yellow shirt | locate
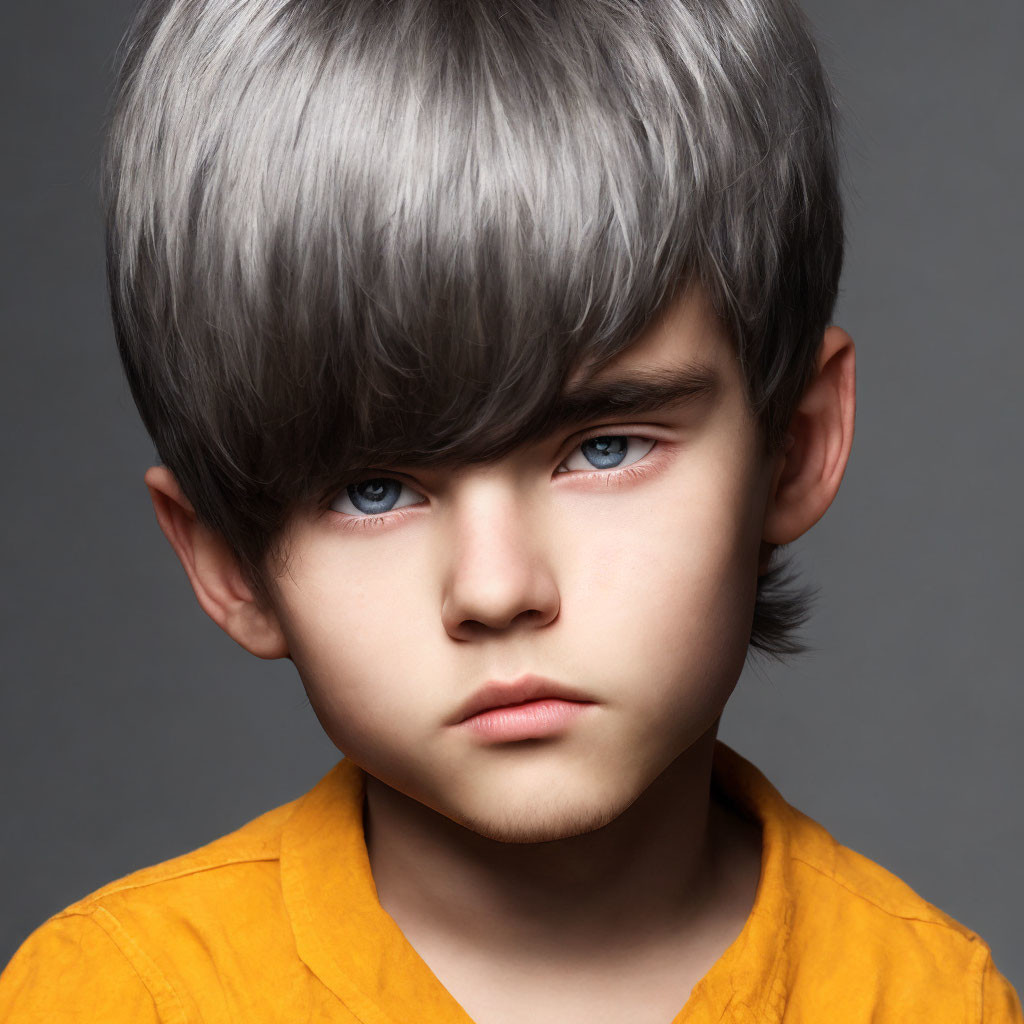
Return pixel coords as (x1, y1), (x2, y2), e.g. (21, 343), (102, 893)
(2, 740), (1020, 1023)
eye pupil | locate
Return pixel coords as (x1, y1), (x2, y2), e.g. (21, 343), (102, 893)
(359, 480), (387, 501)
(582, 435), (628, 468)
(346, 477), (403, 513)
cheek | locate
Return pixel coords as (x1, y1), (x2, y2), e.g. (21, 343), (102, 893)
(272, 541), (436, 750)
(559, 443), (761, 692)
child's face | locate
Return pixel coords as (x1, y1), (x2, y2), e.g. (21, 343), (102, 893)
(269, 286), (781, 842)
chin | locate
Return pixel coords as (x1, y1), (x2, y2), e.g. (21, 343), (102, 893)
(450, 787), (629, 845)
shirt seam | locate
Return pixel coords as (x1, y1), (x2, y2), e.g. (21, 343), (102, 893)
(287, 844), (409, 1024)
(968, 939), (993, 1023)
(69, 853), (281, 907)
(60, 907), (189, 1024)
(724, 901), (793, 1023)
(791, 854), (982, 937)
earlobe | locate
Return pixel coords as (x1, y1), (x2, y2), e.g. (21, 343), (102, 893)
(762, 326), (856, 548)
(143, 466), (290, 660)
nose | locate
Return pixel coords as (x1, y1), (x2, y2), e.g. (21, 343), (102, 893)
(440, 479), (560, 640)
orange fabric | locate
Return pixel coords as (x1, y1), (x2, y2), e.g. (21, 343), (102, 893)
(2, 741), (1020, 1022)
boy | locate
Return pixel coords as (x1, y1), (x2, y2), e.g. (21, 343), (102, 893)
(2, 0), (1020, 1019)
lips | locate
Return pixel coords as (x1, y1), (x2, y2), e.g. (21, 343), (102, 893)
(450, 673), (596, 725)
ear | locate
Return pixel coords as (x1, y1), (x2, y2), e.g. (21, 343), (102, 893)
(143, 465), (290, 659)
(760, 326), (856, 565)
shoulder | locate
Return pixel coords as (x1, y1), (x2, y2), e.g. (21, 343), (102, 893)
(0, 796), (303, 1023)
(788, 798), (973, 933)
(65, 795), (299, 914)
(713, 741), (1021, 1019)
(52, 795), (302, 952)
(781, 802), (1021, 1021)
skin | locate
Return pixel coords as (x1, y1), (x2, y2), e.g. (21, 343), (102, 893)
(145, 285), (855, 1022)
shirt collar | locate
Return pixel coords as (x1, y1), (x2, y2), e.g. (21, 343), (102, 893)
(281, 740), (799, 1023)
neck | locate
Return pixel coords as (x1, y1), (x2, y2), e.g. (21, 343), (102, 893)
(363, 724), (730, 962)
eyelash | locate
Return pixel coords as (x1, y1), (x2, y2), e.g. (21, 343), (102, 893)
(330, 430), (667, 533)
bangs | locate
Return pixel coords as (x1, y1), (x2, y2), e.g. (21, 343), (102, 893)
(107, 0), (831, 513)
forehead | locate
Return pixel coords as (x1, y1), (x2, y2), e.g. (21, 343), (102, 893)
(567, 283), (736, 390)
(303, 281), (742, 496)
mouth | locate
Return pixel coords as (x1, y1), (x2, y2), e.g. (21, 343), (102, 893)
(457, 697), (595, 742)
(450, 673), (597, 726)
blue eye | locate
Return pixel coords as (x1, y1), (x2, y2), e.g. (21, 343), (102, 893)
(330, 435), (658, 520)
(331, 478), (423, 516)
(562, 435), (656, 473)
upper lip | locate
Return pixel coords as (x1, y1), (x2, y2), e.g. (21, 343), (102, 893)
(450, 674), (596, 725)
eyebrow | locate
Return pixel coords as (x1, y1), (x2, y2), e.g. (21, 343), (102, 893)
(323, 361), (722, 491)
(543, 361), (720, 434)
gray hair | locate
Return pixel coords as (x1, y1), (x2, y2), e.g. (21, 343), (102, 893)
(103, 0), (843, 661)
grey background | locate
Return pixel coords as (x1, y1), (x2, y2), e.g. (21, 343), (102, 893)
(2, 0), (1022, 993)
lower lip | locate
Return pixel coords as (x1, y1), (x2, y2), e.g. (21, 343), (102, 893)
(459, 699), (594, 741)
